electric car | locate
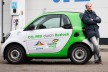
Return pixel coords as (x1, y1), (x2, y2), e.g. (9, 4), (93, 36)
(1, 12), (93, 64)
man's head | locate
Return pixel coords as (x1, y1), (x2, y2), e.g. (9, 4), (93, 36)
(85, 3), (92, 11)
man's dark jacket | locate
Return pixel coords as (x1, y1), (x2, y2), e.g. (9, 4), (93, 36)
(82, 10), (101, 39)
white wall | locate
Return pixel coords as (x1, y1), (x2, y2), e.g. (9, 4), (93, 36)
(25, 0), (108, 38)
(12, 0), (25, 29)
(0, 0), (25, 42)
(90, 0), (108, 38)
(0, 0), (11, 42)
(0, 0), (2, 42)
(3, 0), (11, 36)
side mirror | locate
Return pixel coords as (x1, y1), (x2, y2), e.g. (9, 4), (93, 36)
(28, 24), (35, 30)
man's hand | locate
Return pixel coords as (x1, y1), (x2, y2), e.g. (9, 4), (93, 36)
(91, 18), (93, 21)
(96, 17), (100, 20)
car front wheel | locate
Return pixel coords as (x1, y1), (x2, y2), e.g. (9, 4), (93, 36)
(5, 44), (26, 64)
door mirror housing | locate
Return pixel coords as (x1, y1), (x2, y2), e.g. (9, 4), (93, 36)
(28, 24), (35, 30)
(24, 24), (35, 31)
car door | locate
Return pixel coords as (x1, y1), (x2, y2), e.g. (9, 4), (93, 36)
(25, 14), (72, 54)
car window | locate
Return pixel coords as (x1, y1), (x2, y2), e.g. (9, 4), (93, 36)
(61, 15), (70, 26)
(33, 17), (46, 26)
(32, 16), (46, 29)
(43, 16), (60, 28)
(36, 15), (61, 29)
(25, 14), (72, 30)
(61, 15), (72, 29)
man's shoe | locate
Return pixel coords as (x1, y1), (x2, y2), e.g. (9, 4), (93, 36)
(94, 56), (102, 64)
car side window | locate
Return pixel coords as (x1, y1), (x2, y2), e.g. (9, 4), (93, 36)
(61, 15), (70, 26)
(27, 15), (61, 30)
(32, 16), (46, 29)
(61, 15), (72, 29)
(25, 14), (71, 30)
(33, 17), (46, 27)
(36, 15), (61, 29)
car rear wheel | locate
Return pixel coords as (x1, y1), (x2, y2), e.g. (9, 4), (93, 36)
(69, 44), (92, 64)
(5, 44), (26, 64)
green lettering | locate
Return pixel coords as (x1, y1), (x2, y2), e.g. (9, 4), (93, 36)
(34, 35), (42, 38)
(55, 33), (69, 37)
(67, 33), (69, 36)
(28, 36), (31, 39)
(28, 35), (34, 39)
(55, 34), (58, 37)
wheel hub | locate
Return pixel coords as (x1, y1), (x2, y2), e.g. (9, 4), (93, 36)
(72, 47), (87, 62)
(11, 50), (20, 60)
(75, 49), (85, 60)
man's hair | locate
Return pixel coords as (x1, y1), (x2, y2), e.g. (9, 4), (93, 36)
(85, 3), (92, 8)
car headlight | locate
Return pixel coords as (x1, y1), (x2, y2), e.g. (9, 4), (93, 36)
(5, 33), (11, 40)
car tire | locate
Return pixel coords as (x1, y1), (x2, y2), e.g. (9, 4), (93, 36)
(5, 44), (26, 64)
(69, 44), (91, 64)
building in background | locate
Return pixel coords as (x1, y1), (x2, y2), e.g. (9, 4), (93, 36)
(0, 0), (108, 44)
